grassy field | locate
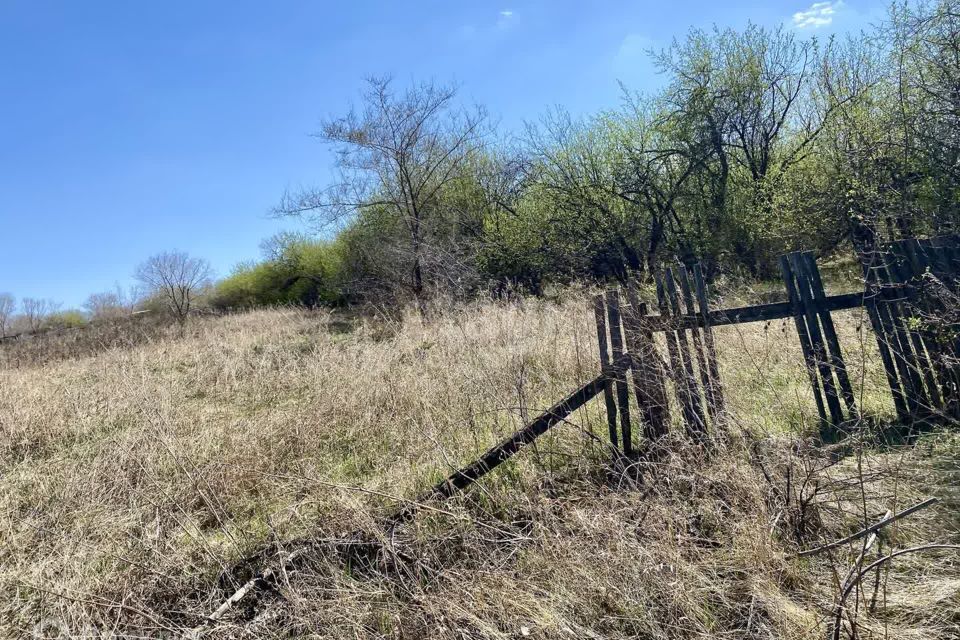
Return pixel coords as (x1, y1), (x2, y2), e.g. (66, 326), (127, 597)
(0, 292), (958, 638)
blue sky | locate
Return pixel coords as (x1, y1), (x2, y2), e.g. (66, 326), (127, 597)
(0, 0), (887, 308)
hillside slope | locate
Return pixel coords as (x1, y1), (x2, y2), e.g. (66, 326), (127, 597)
(1, 300), (957, 638)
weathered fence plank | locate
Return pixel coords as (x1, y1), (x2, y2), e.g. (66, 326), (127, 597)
(789, 252), (845, 427)
(800, 252), (858, 419)
(781, 255), (831, 431)
(622, 287), (671, 441)
(692, 263), (725, 421)
(605, 289), (634, 456)
(593, 295), (619, 449)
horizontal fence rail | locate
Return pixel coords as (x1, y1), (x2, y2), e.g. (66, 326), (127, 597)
(593, 235), (960, 453)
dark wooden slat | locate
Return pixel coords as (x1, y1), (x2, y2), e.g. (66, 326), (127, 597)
(407, 369), (612, 513)
(887, 242), (943, 411)
(656, 273), (697, 433)
(605, 289), (633, 456)
(664, 267), (708, 439)
(873, 252), (931, 414)
(678, 266), (717, 424)
(790, 252), (844, 427)
(637, 291), (868, 333)
(693, 263), (725, 418)
(861, 260), (910, 420)
(593, 295), (619, 449)
(800, 252), (858, 418)
(623, 286), (670, 441)
(781, 255), (829, 429)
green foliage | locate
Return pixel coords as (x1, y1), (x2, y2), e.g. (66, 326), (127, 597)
(212, 235), (345, 309)
(224, 1), (960, 308)
(43, 310), (88, 330)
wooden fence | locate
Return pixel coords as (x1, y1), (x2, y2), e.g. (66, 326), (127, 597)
(593, 236), (960, 452)
(414, 235), (959, 506)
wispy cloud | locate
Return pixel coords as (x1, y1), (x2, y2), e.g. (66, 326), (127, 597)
(792, 1), (842, 28)
(500, 10), (513, 18)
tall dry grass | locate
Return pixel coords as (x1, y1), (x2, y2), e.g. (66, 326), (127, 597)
(0, 293), (957, 638)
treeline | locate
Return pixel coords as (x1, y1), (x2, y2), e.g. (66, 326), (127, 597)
(209, 4), (957, 311)
(209, 1), (960, 313)
(6, 2), (959, 328)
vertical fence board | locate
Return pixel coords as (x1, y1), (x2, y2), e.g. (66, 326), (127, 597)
(861, 251), (910, 420)
(888, 242), (943, 411)
(677, 266), (718, 424)
(623, 286), (671, 441)
(692, 264), (725, 420)
(789, 252), (844, 426)
(664, 268), (708, 439)
(874, 254), (930, 415)
(800, 252), (858, 418)
(593, 295), (619, 450)
(656, 274), (698, 435)
(605, 289), (634, 456)
(781, 255), (830, 430)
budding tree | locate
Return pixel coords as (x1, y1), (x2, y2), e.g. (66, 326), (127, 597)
(276, 76), (487, 312)
(134, 251), (212, 326)
(21, 298), (61, 332)
(0, 293), (14, 337)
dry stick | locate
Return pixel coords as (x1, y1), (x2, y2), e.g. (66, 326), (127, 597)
(197, 368), (615, 628)
(838, 509), (890, 625)
(794, 497), (938, 558)
(831, 544), (960, 640)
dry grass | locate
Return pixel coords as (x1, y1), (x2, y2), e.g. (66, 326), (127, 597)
(0, 292), (957, 638)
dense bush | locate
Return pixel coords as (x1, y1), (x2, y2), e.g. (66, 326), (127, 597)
(43, 310), (87, 330)
(212, 234), (345, 309)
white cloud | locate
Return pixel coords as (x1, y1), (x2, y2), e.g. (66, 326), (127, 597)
(500, 10), (513, 18)
(792, 1), (842, 28)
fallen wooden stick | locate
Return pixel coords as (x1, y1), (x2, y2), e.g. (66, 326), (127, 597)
(831, 543), (960, 640)
(794, 497), (938, 558)
(391, 368), (611, 523)
(193, 362), (618, 630)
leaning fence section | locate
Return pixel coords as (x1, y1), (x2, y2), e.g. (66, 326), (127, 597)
(592, 236), (960, 455)
(863, 237), (960, 422)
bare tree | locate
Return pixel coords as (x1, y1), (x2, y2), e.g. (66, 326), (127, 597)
(134, 251), (212, 327)
(83, 288), (130, 321)
(0, 293), (14, 337)
(276, 76), (487, 312)
(21, 298), (61, 332)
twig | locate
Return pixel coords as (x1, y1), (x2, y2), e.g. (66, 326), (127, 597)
(793, 497), (938, 558)
(831, 544), (960, 640)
